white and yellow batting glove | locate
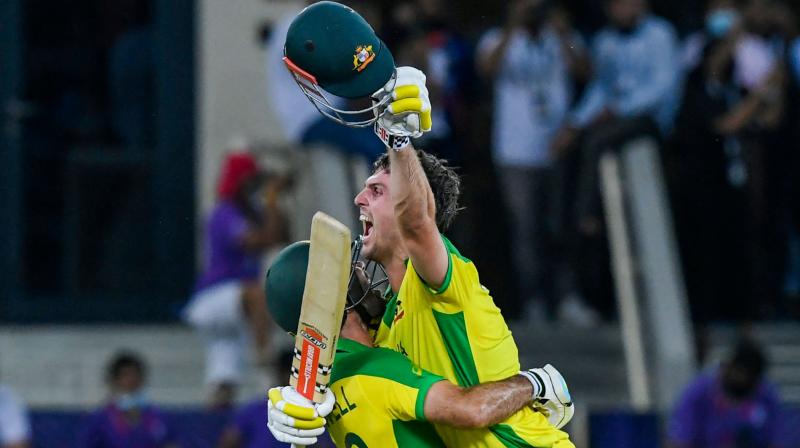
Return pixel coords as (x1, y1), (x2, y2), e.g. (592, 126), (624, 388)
(520, 364), (575, 429)
(372, 66), (432, 149)
(267, 386), (335, 446)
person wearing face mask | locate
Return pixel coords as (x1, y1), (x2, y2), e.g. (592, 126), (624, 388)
(681, 0), (742, 72)
(667, 338), (786, 448)
(670, 0), (799, 323)
(78, 352), (178, 448)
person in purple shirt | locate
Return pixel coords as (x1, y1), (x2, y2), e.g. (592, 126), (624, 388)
(668, 338), (785, 448)
(183, 145), (291, 408)
(79, 351), (177, 448)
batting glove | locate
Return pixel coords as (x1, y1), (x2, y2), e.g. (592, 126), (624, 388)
(372, 66), (432, 149)
(267, 386), (335, 445)
(519, 364), (575, 429)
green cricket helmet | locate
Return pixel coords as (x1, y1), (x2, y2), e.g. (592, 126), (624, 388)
(283, 1), (396, 128)
(265, 237), (389, 335)
(265, 241), (310, 334)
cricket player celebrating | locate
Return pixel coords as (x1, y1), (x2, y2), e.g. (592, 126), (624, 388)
(265, 241), (568, 447)
(269, 2), (574, 446)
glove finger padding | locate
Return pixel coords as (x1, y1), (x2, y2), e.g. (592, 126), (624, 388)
(268, 387), (319, 420)
(279, 413), (325, 430)
(387, 98), (432, 132)
(391, 84), (429, 101)
(268, 405), (326, 436)
(267, 421), (318, 446)
(387, 97), (426, 115)
(392, 66), (427, 89)
(378, 99), (431, 138)
(372, 67), (426, 104)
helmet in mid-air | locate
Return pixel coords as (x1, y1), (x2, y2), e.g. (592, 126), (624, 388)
(283, 1), (396, 128)
(265, 238), (388, 335)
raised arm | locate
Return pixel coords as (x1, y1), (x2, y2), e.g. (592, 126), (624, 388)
(362, 65), (450, 290)
(388, 145), (449, 289)
(476, 30), (513, 79)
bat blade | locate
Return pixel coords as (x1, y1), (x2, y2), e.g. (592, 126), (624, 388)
(290, 212), (351, 403)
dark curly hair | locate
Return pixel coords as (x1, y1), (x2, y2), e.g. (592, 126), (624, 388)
(373, 150), (462, 231)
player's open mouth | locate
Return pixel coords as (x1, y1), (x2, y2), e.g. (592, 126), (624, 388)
(359, 215), (373, 238)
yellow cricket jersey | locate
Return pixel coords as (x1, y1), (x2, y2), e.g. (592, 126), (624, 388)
(326, 338), (448, 447)
(374, 236), (574, 448)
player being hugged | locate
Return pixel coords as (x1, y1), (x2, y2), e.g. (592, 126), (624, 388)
(265, 239), (568, 447)
(269, 2), (575, 447)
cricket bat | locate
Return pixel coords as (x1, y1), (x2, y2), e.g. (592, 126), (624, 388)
(290, 212), (351, 403)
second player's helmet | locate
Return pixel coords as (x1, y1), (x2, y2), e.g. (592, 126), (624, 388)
(283, 1), (396, 127)
(265, 238), (388, 335)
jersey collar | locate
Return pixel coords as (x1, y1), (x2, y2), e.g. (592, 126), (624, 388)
(337, 338), (371, 354)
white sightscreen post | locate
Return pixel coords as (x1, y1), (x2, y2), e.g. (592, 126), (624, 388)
(622, 139), (695, 411)
(600, 152), (652, 410)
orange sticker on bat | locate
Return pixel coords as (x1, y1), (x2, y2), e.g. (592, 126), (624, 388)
(297, 338), (320, 401)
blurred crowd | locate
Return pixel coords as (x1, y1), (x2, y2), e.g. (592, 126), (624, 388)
(265, 0), (800, 327)
(1, 341), (791, 447)
(18, 0), (799, 324)
(0, 349), (335, 448)
(2, 0), (800, 446)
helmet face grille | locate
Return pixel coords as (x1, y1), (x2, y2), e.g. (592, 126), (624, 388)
(347, 236), (389, 311)
(285, 59), (395, 128)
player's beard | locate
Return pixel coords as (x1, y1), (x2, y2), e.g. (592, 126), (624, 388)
(361, 224), (399, 268)
(360, 231), (379, 262)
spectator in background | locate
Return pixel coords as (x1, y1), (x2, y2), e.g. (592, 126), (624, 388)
(388, 0), (475, 165)
(79, 352), (177, 448)
(477, 0), (596, 324)
(0, 383), (30, 448)
(547, 0), (678, 319)
(792, 37), (800, 83)
(183, 144), (291, 408)
(217, 349), (334, 448)
(681, 0), (742, 73)
(669, 0), (749, 322)
(552, 0), (679, 223)
(265, 0), (385, 162)
(669, 0), (796, 321)
(667, 338), (785, 448)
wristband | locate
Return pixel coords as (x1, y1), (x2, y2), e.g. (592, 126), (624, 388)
(519, 370), (544, 400)
(374, 122), (411, 151)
